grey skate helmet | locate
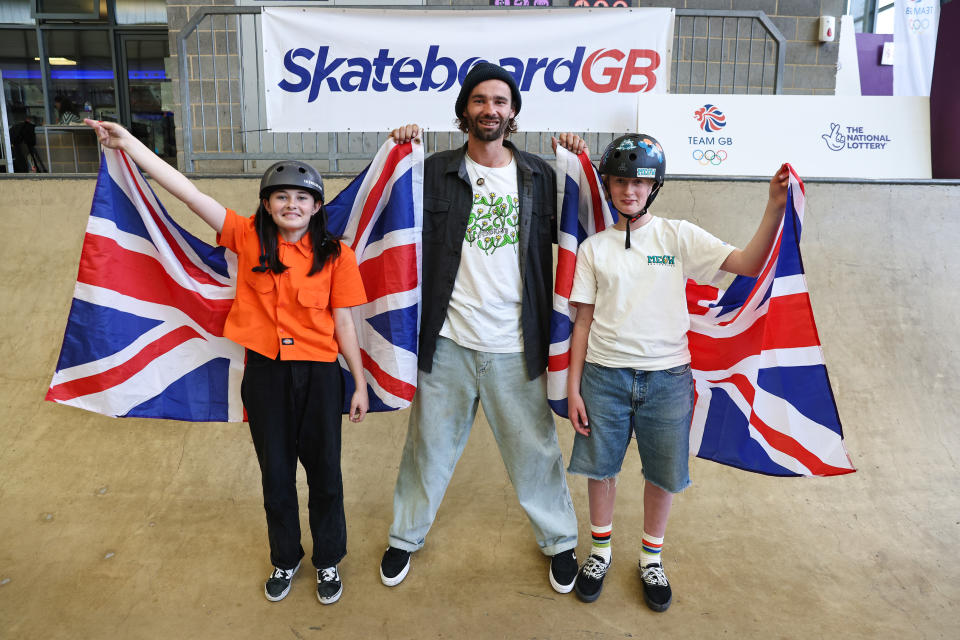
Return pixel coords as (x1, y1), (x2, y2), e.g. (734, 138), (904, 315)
(259, 160), (324, 202)
(598, 133), (666, 249)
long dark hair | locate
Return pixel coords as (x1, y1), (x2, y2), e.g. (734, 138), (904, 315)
(251, 197), (341, 276)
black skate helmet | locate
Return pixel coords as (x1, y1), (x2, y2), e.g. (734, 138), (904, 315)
(259, 160), (324, 202)
(599, 134), (666, 249)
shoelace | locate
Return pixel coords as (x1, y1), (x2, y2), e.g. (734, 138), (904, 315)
(581, 556), (609, 580)
(318, 567), (338, 583)
(271, 567), (293, 580)
(640, 564), (668, 587)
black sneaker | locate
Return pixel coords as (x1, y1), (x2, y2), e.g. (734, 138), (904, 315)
(379, 546), (411, 587)
(574, 554), (610, 603)
(264, 559), (301, 602)
(316, 566), (343, 605)
(549, 548), (577, 593)
(639, 562), (672, 612)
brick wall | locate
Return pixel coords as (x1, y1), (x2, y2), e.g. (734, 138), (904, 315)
(166, 0), (244, 173)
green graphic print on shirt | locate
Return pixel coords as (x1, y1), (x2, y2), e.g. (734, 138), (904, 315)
(464, 192), (520, 255)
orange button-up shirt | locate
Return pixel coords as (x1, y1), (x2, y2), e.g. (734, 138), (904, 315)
(217, 209), (367, 362)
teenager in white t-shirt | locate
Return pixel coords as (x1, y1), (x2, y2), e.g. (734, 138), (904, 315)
(563, 133), (790, 611)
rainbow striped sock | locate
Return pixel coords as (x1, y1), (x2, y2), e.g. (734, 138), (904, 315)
(590, 523), (612, 562)
(640, 531), (664, 567)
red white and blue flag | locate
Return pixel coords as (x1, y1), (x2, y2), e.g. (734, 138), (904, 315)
(549, 153), (854, 477)
(326, 138), (423, 412)
(686, 166), (854, 476)
(548, 145), (616, 416)
(46, 148), (244, 421)
(47, 139), (423, 420)
(50, 141), (853, 477)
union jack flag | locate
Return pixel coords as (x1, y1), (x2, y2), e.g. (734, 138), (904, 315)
(547, 145), (616, 416)
(549, 152), (854, 477)
(326, 138), (423, 411)
(687, 166), (854, 476)
(47, 139), (423, 420)
(46, 148), (244, 421)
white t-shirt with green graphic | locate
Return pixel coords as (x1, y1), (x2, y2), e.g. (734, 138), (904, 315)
(570, 217), (735, 370)
(439, 154), (523, 353)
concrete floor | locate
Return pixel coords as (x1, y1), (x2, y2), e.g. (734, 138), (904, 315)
(1, 176), (958, 639)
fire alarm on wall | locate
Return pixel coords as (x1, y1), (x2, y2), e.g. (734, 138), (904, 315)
(819, 16), (836, 42)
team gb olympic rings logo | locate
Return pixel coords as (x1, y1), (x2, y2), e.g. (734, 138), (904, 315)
(692, 149), (727, 166)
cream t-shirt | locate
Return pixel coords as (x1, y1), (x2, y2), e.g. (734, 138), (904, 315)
(570, 217), (735, 370)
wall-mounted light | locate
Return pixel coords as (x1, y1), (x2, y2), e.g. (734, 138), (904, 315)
(35, 57), (77, 66)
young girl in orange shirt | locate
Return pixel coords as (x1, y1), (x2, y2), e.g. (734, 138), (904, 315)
(87, 119), (369, 606)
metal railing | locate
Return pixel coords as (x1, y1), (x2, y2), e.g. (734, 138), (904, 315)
(176, 7), (785, 174)
(673, 9), (785, 95)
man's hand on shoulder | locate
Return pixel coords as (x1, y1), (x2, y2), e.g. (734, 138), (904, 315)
(390, 124), (421, 145)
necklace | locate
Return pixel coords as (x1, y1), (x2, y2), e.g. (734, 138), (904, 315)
(467, 151), (510, 187)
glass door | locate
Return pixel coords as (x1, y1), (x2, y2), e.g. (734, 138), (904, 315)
(117, 31), (174, 165)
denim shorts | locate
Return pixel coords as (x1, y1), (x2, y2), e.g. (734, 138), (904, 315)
(567, 361), (695, 493)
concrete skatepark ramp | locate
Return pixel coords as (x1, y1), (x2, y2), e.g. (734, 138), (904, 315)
(1, 174), (957, 638)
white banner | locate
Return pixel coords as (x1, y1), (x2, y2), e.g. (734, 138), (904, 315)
(834, 14), (861, 97)
(262, 8), (673, 133)
(894, 0), (940, 96)
(635, 95), (931, 179)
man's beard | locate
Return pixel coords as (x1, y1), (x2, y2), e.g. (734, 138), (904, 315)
(465, 112), (511, 142)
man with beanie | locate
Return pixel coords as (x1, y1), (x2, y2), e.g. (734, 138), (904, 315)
(379, 63), (580, 593)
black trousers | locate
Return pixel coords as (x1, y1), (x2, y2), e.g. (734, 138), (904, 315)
(242, 350), (346, 570)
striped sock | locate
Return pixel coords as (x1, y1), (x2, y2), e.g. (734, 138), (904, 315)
(590, 523), (612, 563)
(640, 531), (664, 567)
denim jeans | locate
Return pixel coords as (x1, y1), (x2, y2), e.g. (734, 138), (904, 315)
(388, 337), (578, 555)
(568, 361), (694, 494)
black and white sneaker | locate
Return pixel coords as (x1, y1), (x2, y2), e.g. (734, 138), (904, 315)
(379, 546), (411, 587)
(639, 562), (672, 612)
(264, 559), (301, 601)
(316, 566), (343, 605)
(574, 554), (610, 603)
(549, 548), (577, 594)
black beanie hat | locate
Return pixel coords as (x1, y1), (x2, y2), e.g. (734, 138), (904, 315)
(454, 62), (522, 120)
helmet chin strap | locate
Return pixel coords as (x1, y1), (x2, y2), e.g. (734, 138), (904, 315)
(623, 210), (645, 249)
(622, 184), (661, 250)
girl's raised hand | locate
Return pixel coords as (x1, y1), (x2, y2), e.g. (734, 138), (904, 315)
(85, 119), (134, 151)
(769, 163), (790, 210)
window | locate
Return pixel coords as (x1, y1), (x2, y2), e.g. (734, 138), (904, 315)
(33, 0), (101, 21)
(875, 2), (895, 34)
(0, 28), (43, 123)
(114, 0), (166, 25)
(44, 29), (115, 121)
(0, 0), (35, 24)
(848, 0), (896, 34)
